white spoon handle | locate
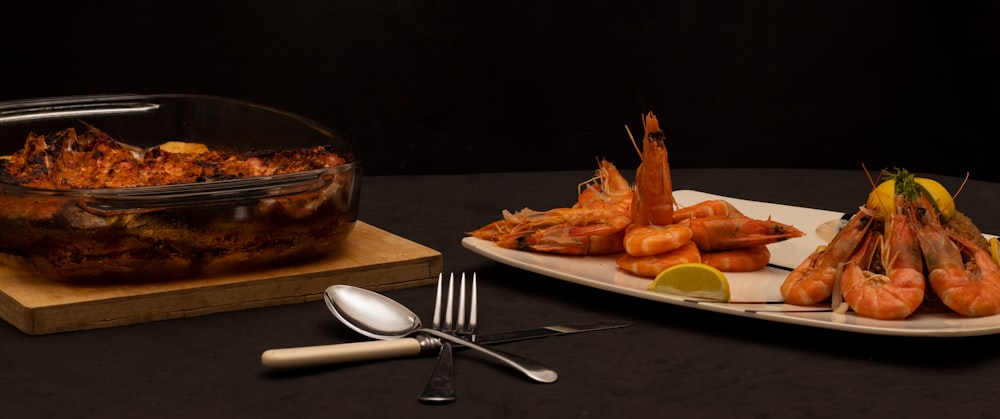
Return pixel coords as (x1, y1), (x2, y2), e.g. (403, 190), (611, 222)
(261, 338), (423, 369)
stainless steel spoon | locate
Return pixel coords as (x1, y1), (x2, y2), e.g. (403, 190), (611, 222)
(324, 285), (558, 384)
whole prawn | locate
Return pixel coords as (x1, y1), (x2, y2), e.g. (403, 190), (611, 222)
(469, 159), (633, 255)
(680, 215), (805, 251)
(630, 111), (674, 226)
(780, 206), (876, 305)
(496, 224), (626, 255)
(672, 199), (803, 253)
(839, 196), (925, 320)
(616, 111), (684, 276)
(910, 195), (1000, 317)
(470, 206), (630, 237)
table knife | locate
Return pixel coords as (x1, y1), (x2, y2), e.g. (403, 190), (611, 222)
(261, 320), (630, 369)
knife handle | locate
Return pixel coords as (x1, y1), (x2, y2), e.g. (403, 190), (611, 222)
(261, 338), (423, 369)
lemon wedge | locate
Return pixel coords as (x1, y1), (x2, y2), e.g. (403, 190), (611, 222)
(648, 263), (730, 302)
(867, 176), (956, 221)
(990, 237), (1000, 269)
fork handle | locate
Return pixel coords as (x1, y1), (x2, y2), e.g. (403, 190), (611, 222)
(261, 338), (423, 369)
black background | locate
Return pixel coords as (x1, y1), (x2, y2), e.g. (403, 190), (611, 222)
(1, 1), (997, 180)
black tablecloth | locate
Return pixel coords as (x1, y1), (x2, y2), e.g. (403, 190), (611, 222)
(4, 169), (1000, 418)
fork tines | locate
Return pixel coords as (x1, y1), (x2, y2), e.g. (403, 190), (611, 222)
(434, 272), (477, 340)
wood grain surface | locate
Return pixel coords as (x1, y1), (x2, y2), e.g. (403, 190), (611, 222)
(0, 221), (442, 335)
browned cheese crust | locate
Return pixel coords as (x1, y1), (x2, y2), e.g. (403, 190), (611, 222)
(0, 126), (347, 189)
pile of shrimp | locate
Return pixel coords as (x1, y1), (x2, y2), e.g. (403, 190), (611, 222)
(780, 170), (1000, 319)
(469, 111), (805, 277)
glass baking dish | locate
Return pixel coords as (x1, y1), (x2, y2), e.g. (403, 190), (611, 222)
(0, 94), (361, 282)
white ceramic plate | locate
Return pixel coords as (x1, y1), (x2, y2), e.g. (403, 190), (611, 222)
(463, 190), (1000, 337)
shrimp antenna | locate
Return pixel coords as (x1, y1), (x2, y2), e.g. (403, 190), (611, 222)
(860, 163), (892, 213)
(952, 172), (970, 201)
(861, 163), (880, 190)
(626, 123), (642, 159)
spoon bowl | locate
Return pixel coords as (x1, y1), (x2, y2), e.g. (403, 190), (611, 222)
(324, 285), (422, 339)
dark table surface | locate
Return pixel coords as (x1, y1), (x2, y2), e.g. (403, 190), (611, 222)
(4, 168), (1000, 418)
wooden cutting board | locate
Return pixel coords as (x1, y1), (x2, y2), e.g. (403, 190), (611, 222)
(0, 221), (442, 335)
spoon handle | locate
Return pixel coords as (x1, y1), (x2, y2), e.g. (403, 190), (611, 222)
(261, 338), (423, 369)
(419, 329), (558, 384)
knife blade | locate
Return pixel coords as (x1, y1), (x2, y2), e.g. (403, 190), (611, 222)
(260, 320), (630, 369)
(466, 320), (631, 347)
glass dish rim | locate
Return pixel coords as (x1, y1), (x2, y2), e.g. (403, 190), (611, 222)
(0, 93), (360, 209)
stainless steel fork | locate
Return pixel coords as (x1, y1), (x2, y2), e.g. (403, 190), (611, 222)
(417, 272), (476, 403)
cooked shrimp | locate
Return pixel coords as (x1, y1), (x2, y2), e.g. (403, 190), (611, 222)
(840, 197), (925, 320)
(575, 159), (633, 215)
(672, 200), (744, 223)
(780, 206), (876, 305)
(508, 207), (631, 232)
(622, 224), (693, 257)
(476, 206), (631, 236)
(630, 111), (674, 226)
(942, 231), (1000, 316)
(700, 245), (771, 272)
(470, 160), (635, 256)
(669, 199), (784, 272)
(616, 241), (700, 277)
(680, 215), (805, 251)
(468, 205), (630, 252)
(910, 195), (1000, 317)
(495, 225), (626, 255)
